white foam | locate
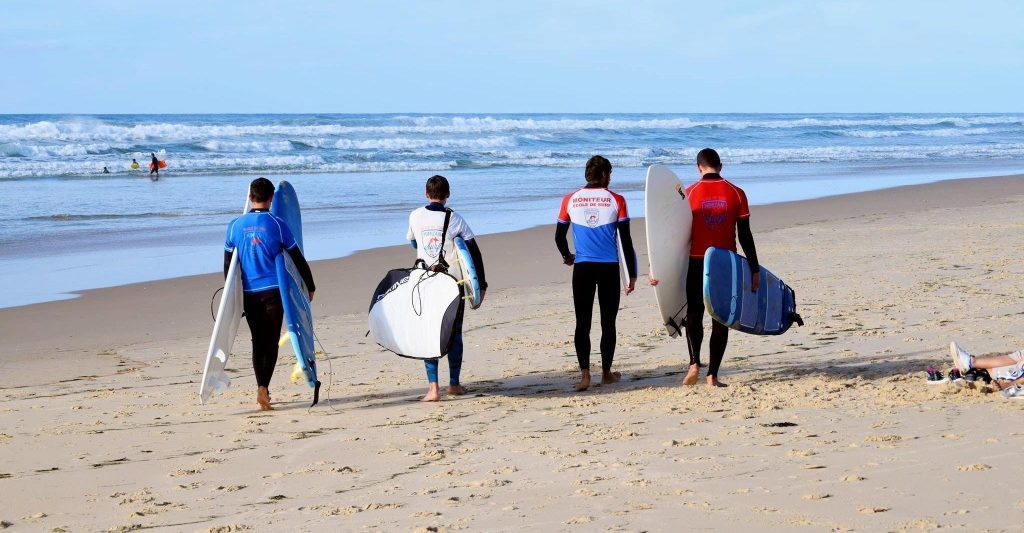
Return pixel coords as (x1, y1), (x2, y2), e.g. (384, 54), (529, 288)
(197, 140), (294, 152)
(841, 127), (992, 138)
(1, 116), (1020, 144)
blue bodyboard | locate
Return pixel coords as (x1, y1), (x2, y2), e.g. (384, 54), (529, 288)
(452, 237), (482, 309)
(703, 247), (802, 336)
(271, 181), (319, 403)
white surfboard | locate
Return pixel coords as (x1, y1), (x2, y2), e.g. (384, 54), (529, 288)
(616, 233), (631, 294)
(645, 165), (692, 337)
(199, 194), (250, 404)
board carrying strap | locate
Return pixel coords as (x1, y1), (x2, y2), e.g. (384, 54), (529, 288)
(432, 208), (454, 272)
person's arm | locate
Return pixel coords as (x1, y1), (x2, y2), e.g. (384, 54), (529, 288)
(223, 221), (235, 279)
(223, 250), (232, 279)
(465, 238), (487, 291)
(555, 223), (573, 264)
(616, 220), (638, 279)
(737, 218), (759, 291)
(287, 246), (316, 294)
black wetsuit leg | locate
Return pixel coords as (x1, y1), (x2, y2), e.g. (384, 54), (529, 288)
(595, 263), (620, 373)
(572, 263), (596, 371)
(685, 257), (729, 376)
(243, 289), (284, 388)
(572, 262), (620, 372)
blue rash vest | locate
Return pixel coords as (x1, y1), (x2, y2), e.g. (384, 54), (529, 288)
(224, 209), (298, 292)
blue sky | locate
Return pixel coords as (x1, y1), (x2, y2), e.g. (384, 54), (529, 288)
(2, 0), (1022, 113)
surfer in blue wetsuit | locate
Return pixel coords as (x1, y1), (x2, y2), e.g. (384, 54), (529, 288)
(407, 175), (488, 402)
(555, 155), (638, 392)
(224, 177), (316, 411)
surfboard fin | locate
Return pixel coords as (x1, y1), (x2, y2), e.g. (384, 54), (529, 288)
(791, 313), (804, 327)
(310, 380), (321, 407)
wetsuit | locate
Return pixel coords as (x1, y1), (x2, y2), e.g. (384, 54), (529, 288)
(685, 173), (758, 377)
(407, 202), (487, 386)
(224, 208), (315, 388)
(150, 155), (159, 176)
(555, 186), (637, 373)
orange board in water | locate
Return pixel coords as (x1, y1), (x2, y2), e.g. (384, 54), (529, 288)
(148, 160), (168, 170)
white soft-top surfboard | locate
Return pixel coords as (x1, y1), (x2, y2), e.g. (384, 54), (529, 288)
(645, 165), (692, 337)
(200, 193), (250, 404)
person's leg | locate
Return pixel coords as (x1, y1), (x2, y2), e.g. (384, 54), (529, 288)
(447, 330), (467, 395)
(572, 263), (597, 391)
(968, 349), (1023, 370)
(244, 290), (283, 410)
(596, 263), (621, 384)
(422, 359), (441, 402)
(706, 320), (730, 387)
(683, 257), (705, 385)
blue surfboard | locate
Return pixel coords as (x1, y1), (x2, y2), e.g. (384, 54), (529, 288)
(452, 236), (482, 309)
(703, 247), (803, 336)
(271, 181), (319, 404)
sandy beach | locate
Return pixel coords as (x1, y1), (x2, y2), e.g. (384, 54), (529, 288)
(3, 174), (1024, 531)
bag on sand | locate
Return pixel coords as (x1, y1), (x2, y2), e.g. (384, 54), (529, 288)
(368, 266), (465, 360)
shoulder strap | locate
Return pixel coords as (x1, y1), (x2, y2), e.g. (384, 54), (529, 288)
(434, 208), (453, 271)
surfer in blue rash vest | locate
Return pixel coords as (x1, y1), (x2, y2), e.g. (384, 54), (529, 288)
(407, 175), (488, 402)
(224, 177), (316, 411)
(555, 155), (638, 392)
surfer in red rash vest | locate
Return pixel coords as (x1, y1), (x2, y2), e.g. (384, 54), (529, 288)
(650, 148), (759, 388)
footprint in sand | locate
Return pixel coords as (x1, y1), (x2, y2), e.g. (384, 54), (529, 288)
(957, 464), (991, 472)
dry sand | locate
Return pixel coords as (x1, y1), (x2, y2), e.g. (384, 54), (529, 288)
(2, 175), (1024, 531)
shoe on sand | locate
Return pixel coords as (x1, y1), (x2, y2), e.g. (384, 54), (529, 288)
(949, 342), (973, 373)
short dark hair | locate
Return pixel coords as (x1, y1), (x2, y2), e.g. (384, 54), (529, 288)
(249, 177), (275, 202)
(696, 148), (722, 170)
(585, 155), (612, 183)
(425, 175), (450, 200)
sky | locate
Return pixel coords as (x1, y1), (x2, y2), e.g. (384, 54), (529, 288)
(2, 0), (1022, 114)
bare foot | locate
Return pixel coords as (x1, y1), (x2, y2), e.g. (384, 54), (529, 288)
(421, 383), (441, 402)
(707, 376), (728, 387)
(574, 370), (591, 392)
(601, 371), (621, 384)
(256, 386), (273, 411)
(447, 384), (468, 395)
(682, 364), (700, 386)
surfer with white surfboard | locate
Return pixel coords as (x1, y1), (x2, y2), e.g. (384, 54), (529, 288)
(407, 175), (488, 402)
(556, 155), (638, 392)
(223, 178), (316, 410)
(650, 149), (759, 388)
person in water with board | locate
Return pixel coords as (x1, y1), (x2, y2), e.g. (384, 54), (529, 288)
(150, 152), (160, 179)
(224, 178), (316, 410)
(130, 158), (140, 170)
(555, 155), (638, 391)
(407, 175), (488, 402)
(650, 148), (759, 388)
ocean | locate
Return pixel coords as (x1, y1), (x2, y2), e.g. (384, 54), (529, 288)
(3, 113), (1024, 308)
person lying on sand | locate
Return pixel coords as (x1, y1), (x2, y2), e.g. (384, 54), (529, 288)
(555, 155), (637, 391)
(950, 342), (1024, 394)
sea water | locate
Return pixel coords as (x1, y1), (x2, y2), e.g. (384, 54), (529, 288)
(2, 113), (1024, 308)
